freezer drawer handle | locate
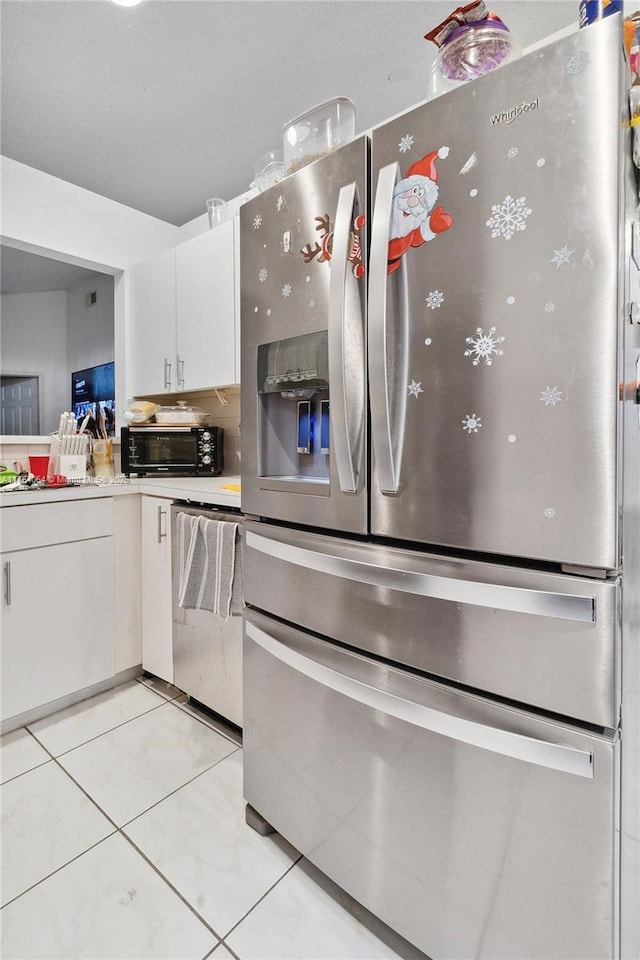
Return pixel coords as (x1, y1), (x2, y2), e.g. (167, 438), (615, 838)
(247, 620), (594, 780)
(246, 530), (596, 623)
(368, 161), (408, 494)
(328, 180), (365, 493)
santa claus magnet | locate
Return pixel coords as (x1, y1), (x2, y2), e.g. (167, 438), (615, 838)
(388, 146), (453, 274)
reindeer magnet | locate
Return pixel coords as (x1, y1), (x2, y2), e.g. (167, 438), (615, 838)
(300, 213), (366, 278)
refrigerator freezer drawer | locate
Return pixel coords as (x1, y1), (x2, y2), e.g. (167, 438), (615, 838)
(244, 521), (619, 729)
(244, 609), (617, 960)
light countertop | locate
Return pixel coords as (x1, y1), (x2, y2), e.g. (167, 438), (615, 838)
(0, 476), (241, 510)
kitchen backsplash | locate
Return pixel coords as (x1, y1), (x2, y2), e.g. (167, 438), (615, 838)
(0, 386), (241, 478)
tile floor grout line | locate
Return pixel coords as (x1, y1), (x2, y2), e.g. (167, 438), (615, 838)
(217, 941), (243, 960)
(25, 696), (172, 759)
(117, 744), (241, 831)
(219, 852), (304, 943)
(118, 830), (225, 944)
(0, 831), (118, 911)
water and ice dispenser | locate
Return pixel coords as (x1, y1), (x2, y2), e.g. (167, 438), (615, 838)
(257, 330), (330, 483)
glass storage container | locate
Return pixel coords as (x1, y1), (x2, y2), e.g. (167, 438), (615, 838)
(154, 401), (209, 425)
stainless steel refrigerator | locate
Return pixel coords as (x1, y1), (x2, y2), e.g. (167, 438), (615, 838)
(240, 15), (639, 960)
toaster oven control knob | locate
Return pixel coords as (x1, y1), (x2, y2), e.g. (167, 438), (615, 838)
(201, 431), (211, 441)
(202, 442), (211, 452)
(202, 454), (211, 464)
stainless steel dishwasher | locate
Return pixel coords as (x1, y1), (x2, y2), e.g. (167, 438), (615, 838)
(171, 503), (243, 728)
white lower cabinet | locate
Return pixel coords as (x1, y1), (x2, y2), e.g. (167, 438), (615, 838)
(140, 496), (174, 683)
(1, 535), (115, 722)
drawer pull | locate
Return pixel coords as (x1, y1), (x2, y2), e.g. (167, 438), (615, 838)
(247, 620), (595, 780)
(246, 530), (596, 623)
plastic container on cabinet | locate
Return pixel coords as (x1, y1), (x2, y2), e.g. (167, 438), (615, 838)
(283, 97), (356, 176)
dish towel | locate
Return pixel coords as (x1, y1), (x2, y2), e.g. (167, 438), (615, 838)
(177, 513), (242, 618)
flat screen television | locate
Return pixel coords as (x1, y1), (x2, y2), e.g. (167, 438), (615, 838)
(71, 361), (115, 435)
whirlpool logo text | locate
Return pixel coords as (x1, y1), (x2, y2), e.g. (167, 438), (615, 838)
(490, 97), (540, 126)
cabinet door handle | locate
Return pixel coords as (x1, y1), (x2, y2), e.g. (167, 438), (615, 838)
(164, 358), (172, 390)
(157, 506), (167, 543)
(177, 355), (185, 389)
(4, 561), (11, 606)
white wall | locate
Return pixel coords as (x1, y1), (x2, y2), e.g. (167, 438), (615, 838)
(1, 157), (178, 271)
(1, 292), (68, 434)
(67, 274), (114, 381)
(1, 156), (181, 437)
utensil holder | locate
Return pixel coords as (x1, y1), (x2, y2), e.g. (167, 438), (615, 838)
(92, 438), (115, 478)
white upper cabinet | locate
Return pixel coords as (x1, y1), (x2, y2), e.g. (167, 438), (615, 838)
(129, 219), (238, 398)
(129, 247), (177, 396)
(176, 219), (236, 390)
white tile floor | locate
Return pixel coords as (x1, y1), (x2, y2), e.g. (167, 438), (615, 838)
(1, 677), (428, 960)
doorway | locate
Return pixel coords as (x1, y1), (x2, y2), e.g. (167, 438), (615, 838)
(1, 375), (40, 435)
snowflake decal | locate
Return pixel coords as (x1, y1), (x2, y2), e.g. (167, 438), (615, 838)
(276, 195), (285, 212)
(399, 134), (414, 153)
(544, 301), (556, 313)
(282, 283), (292, 298)
(252, 215), (263, 229)
(540, 386), (563, 406)
(426, 290), (444, 310)
(566, 52), (588, 76)
(258, 268), (268, 283)
(486, 195), (532, 240)
(544, 507), (556, 518)
(408, 379), (423, 399)
(464, 327), (506, 366)
(507, 147), (518, 158)
(550, 245), (574, 268)
(462, 413), (482, 433)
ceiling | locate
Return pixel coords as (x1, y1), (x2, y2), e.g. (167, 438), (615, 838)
(1, 0), (580, 294)
(2, 0), (579, 233)
(0, 246), (106, 295)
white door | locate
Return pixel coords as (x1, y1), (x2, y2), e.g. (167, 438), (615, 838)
(176, 220), (236, 390)
(129, 249), (177, 396)
(0, 376), (40, 434)
(140, 496), (173, 683)
(1, 538), (115, 721)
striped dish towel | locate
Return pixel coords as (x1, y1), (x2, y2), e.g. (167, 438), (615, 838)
(177, 513), (240, 619)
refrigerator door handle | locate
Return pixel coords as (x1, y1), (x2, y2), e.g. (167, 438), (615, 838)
(328, 180), (364, 493)
(246, 530), (597, 623)
(368, 162), (399, 493)
(246, 620), (594, 780)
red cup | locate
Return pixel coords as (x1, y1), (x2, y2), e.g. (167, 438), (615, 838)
(28, 455), (50, 479)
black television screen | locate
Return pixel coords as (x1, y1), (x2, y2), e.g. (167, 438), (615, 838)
(71, 362), (115, 435)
